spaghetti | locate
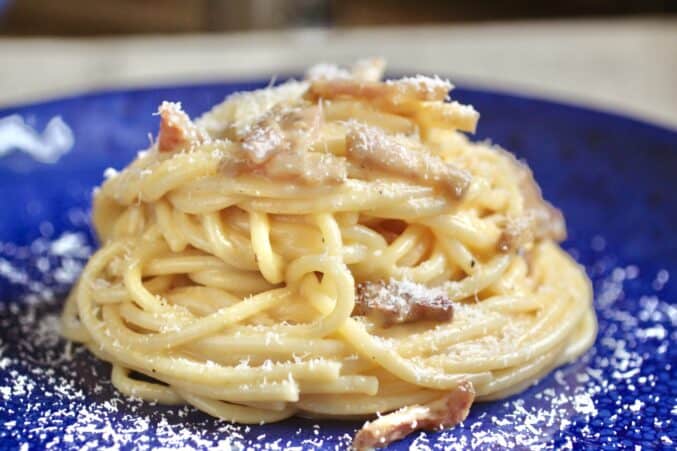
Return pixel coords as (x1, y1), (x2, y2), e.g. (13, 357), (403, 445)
(61, 59), (596, 449)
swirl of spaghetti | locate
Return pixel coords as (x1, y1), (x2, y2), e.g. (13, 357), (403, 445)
(61, 59), (596, 450)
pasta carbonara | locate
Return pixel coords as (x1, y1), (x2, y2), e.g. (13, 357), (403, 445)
(61, 59), (596, 449)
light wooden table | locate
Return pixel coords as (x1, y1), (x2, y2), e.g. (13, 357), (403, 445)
(1, 18), (676, 129)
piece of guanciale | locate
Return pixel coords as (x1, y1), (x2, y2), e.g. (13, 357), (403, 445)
(353, 279), (454, 327)
(353, 381), (475, 450)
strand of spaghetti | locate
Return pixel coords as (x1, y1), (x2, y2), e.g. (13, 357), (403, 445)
(176, 390), (297, 424)
(172, 210), (221, 256)
(444, 254), (511, 300)
(321, 100), (417, 134)
(92, 277), (168, 305)
(143, 255), (227, 276)
(394, 247), (448, 282)
(101, 157), (156, 205)
(167, 286), (241, 315)
(341, 224), (389, 249)
(397, 234), (431, 267)
(299, 376), (379, 396)
(474, 345), (564, 399)
(366, 196), (451, 220)
(559, 306), (597, 364)
(341, 357), (379, 375)
(183, 334), (348, 357)
(60, 286), (90, 342)
(99, 289), (288, 350)
(265, 254), (355, 338)
(240, 401), (289, 412)
(477, 347), (567, 401)
(437, 238), (476, 274)
(168, 189), (241, 214)
(117, 302), (194, 331)
(111, 365), (183, 404)
(154, 198), (188, 252)
(425, 291), (585, 372)
(203, 212), (259, 271)
(188, 267), (274, 294)
(241, 181), (435, 214)
(340, 318), (491, 390)
(155, 375), (301, 403)
(380, 225), (427, 263)
(297, 390), (441, 416)
(178, 174), (340, 199)
(513, 288), (572, 346)
(250, 211), (285, 283)
(138, 148), (222, 202)
(315, 213), (343, 256)
(342, 244), (370, 264)
(479, 295), (541, 313)
(112, 204), (145, 236)
(422, 213), (501, 252)
(122, 240), (170, 313)
(396, 316), (504, 357)
(168, 211), (255, 263)
(268, 221), (325, 257)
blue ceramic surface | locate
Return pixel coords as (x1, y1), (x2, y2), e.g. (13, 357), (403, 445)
(0, 80), (675, 450)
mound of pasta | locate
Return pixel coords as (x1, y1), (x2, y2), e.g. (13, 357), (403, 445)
(62, 59), (596, 450)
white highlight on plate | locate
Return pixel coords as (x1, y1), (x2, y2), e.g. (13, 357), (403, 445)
(0, 114), (74, 163)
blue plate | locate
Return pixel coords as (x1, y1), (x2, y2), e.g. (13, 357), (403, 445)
(0, 80), (675, 450)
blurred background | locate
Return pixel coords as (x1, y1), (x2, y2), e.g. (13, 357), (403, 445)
(0, 0), (675, 128)
(0, 0), (675, 34)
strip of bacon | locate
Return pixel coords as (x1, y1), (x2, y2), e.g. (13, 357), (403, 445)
(222, 104), (347, 185)
(239, 105), (322, 163)
(345, 123), (471, 199)
(353, 381), (475, 450)
(353, 279), (453, 327)
(157, 101), (208, 152)
(240, 120), (288, 164)
(262, 151), (346, 185)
